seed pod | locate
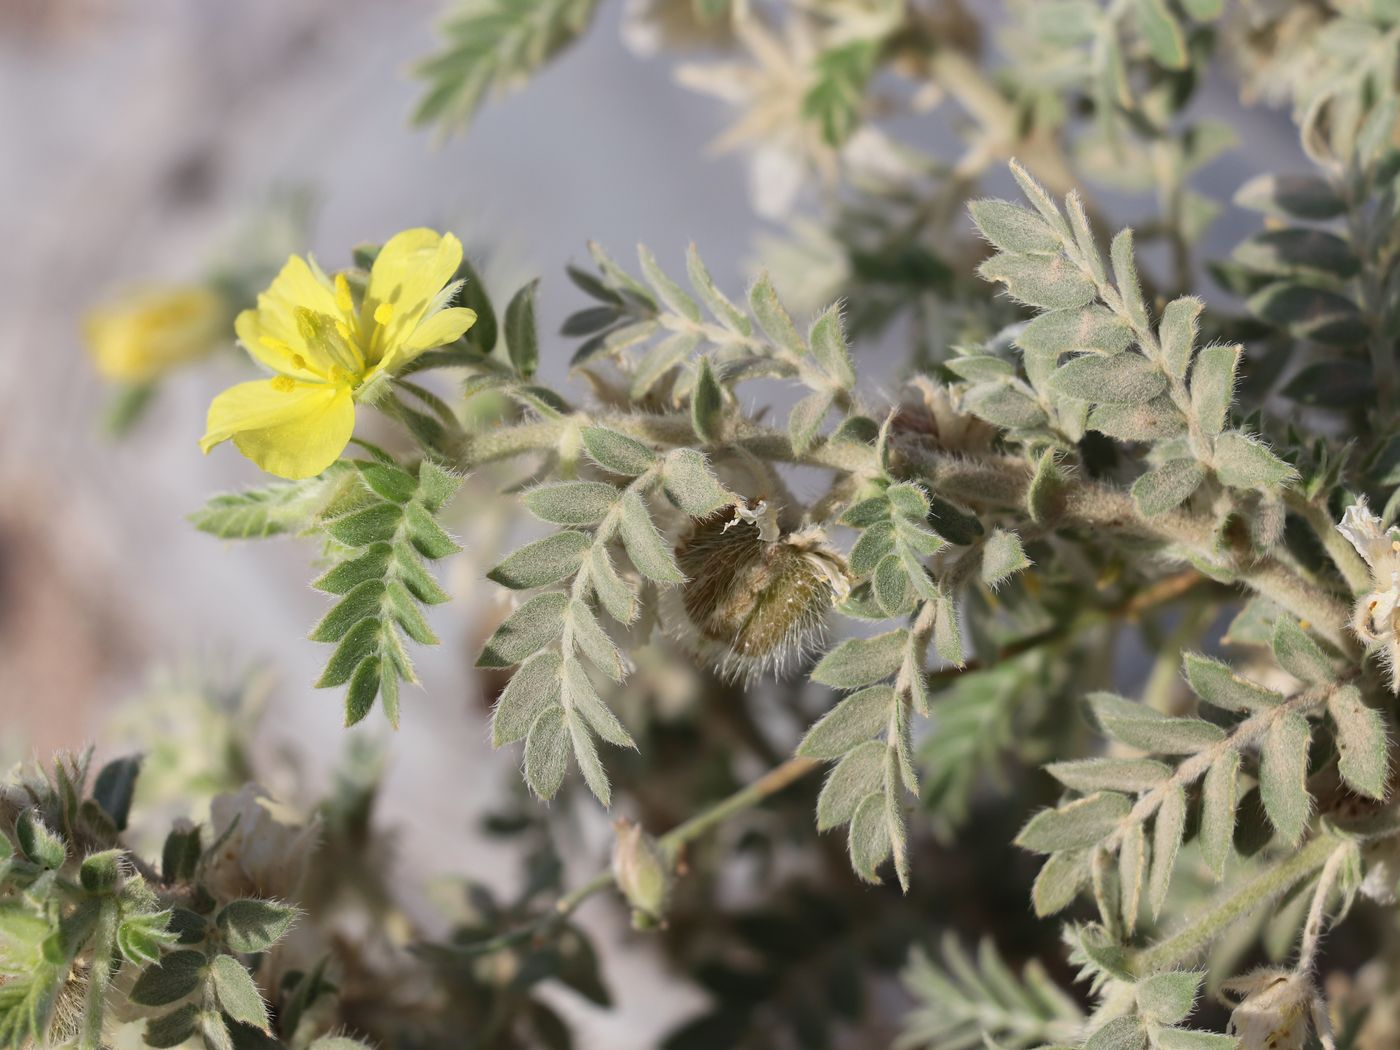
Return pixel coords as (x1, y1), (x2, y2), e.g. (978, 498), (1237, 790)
(670, 505), (849, 681)
(611, 819), (670, 927)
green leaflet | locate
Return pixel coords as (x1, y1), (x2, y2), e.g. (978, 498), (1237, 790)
(1016, 792), (1133, 853)
(411, 0), (601, 135)
(309, 461), (463, 727)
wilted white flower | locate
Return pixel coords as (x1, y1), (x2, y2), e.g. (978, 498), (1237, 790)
(1360, 834), (1400, 904)
(1337, 498), (1400, 692)
(676, 10), (828, 218)
(1224, 968), (1317, 1050)
(621, 0), (733, 57)
(203, 783), (320, 902)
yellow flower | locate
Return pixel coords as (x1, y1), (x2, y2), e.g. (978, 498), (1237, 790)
(84, 285), (225, 383)
(200, 228), (477, 480)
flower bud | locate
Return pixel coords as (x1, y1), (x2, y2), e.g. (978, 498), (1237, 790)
(671, 504), (848, 681)
(79, 849), (124, 894)
(611, 819), (670, 926)
(83, 285), (226, 384)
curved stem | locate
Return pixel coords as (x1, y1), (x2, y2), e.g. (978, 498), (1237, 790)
(1130, 834), (1340, 975)
(1296, 843), (1349, 975)
(447, 755), (821, 957)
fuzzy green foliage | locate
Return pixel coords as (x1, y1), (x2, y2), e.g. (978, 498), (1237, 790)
(74, 1), (1400, 1048)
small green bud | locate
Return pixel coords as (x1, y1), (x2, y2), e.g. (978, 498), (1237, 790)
(15, 809), (66, 869)
(611, 819), (670, 925)
(80, 849), (124, 893)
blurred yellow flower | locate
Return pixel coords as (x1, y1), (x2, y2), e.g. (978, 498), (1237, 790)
(84, 285), (225, 384)
(200, 228), (477, 480)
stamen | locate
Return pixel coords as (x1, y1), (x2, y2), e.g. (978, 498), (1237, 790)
(334, 273), (355, 315)
(271, 375), (296, 393)
(374, 302), (395, 326)
(295, 308), (319, 345)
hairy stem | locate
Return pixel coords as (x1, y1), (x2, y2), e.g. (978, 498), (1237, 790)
(1296, 842), (1350, 975)
(80, 900), (119, 1050)
(1130, 834), (1341, 975)
(458, 410), (1355, 648)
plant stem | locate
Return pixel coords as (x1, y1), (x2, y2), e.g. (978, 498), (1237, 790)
(458, 411), (1355, 649)
(1130, 834), (1340, 975)
(1287, 492), (1372, 597)
(451, 755), (821, 957)
(80, 900), (119, 1050)
(1296, 842), (1350, 975)
(553, 756), (820, 916)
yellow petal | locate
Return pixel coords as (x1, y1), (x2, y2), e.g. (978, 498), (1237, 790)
(236, 256), (346, 377)
(201, 379), (354, 480)
(363, 229), (463, 359)
(234, 309), (323, 381)
(266, 254), (341, 318)
(403, 306), (477, 353)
